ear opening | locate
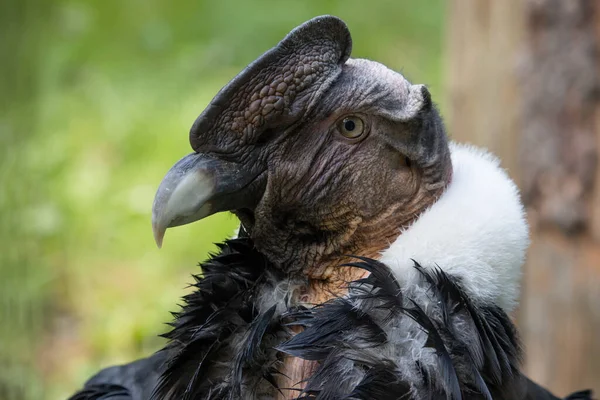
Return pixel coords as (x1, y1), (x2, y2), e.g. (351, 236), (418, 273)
(189, 15), (352, 151)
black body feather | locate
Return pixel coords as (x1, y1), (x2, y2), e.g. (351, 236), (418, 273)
(68, 384), (130, 400)
(69, 238), (593, 400)
(68, 352), (166, 400)
(152, 238), (288, 400)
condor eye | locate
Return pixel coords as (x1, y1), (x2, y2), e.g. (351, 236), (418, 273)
(338, 115), (367, 139)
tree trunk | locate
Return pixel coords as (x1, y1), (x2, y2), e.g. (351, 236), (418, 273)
(447, 0), (600, 395)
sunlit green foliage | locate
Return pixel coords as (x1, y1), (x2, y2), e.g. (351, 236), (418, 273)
(0, 1), (444, 398)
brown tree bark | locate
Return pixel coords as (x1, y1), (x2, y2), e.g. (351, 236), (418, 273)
(447, 0), (600, 395)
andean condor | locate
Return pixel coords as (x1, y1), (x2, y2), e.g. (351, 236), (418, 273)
(69, 16), (593, 400)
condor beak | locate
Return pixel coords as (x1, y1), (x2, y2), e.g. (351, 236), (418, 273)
(151, 152), (261, 248)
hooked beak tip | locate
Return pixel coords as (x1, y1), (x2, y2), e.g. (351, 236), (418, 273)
(153, 221), (166, 249)
(151, 151), (262, 248)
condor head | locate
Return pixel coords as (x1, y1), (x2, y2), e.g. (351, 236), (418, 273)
(152, 16), (452, 277)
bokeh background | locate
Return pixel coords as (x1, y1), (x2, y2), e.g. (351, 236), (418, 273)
(1, 1), (598, 399)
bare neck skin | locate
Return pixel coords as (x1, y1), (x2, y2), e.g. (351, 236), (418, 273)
(261, 191), (446, 399)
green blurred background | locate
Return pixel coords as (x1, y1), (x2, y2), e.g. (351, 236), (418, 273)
(0, 1), (444, 398)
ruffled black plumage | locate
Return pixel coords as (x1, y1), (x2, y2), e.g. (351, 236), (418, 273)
(70, 238), (593, 400)
(278, 258), (538, 399)
(152, 237), (289, 400)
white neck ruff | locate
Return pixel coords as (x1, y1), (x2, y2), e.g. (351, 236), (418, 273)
(380, 142), (529, 311)
(233, 143), (529, 310)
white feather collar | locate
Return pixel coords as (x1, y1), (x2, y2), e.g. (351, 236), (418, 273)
(380, 142), (529, 311)
(233, 143), (528, 311)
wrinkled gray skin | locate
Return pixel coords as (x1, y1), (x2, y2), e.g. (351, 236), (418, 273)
(153, 16), (452, 274)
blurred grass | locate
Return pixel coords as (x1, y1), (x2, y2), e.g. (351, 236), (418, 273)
(0, 1), (444, 398)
